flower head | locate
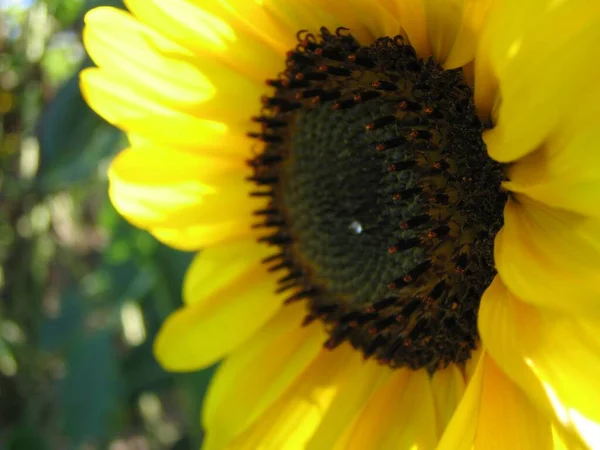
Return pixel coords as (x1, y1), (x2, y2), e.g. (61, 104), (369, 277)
(82, 0), (600, 448)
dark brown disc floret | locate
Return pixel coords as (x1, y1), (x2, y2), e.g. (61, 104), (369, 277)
(247, 27), (506, 372)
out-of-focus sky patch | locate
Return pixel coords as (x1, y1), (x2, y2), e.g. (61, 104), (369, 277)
(0, 0), (34, 10)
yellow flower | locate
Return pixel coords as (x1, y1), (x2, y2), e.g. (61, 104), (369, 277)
(81, 0), (600, 448)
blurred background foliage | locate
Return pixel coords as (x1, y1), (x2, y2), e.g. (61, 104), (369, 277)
(0, 1), (214, 448)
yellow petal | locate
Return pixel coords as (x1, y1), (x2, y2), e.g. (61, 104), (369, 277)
(479, 277), (600, 449)
(320, 0), (400, 44)
(123, 0), (282, 84)
(424, 0), (492, 69)
(552, 423), (589, 450)
(202, 302), (326, 449)
(379, 369), (438, 449)
(330, 370), (409, 450)
(80, 69), (250, 154)
(473, 354), (552, 449)
(441, 0), (491, 69)
(495, 197), (600, 314)
(84, 7), (214, 104)
(464, 344), (483, 381)
(201, 0), (359, 55)
(198, 0), (296, 55)
(338, 368), (437, 449)
(150, 221), (254, 251)
(432, 363), (466, 438)
(306, 357), (390, 450)
(478, 0), (600, 162)
(182, 237), (271, 305)
(504, 86), (600, 219)
(424, 0), (464, 66)
(505, 179), (600, 222)
(473, 40), (499, 121)
(389, 0), (432, 58)
(83, 7), (263, 125)
(437, 350), (484, 449)
(224, 344), (362, 450)
(107, 145), (257, 231)
(261, 0), (365, 42)
(438, 350), (552, 449)
(153, 264), (282, 371)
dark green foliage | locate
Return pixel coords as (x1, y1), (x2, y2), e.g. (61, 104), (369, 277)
(0, 1), (214, 448)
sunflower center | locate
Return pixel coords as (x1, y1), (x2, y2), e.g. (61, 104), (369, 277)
(247, 28), (506, 371)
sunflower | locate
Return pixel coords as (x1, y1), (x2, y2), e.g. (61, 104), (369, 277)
(81, 0), (600, 448)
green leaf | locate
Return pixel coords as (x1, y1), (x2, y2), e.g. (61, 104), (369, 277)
(39, 287), (86, 352)
(43, 0), (86, 26)
(84, 0), (125, 10)
(59, 329), (122, 445)
(6, 425), (48, 450)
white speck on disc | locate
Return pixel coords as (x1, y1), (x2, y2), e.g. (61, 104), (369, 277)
(349, 220), (363, 234)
